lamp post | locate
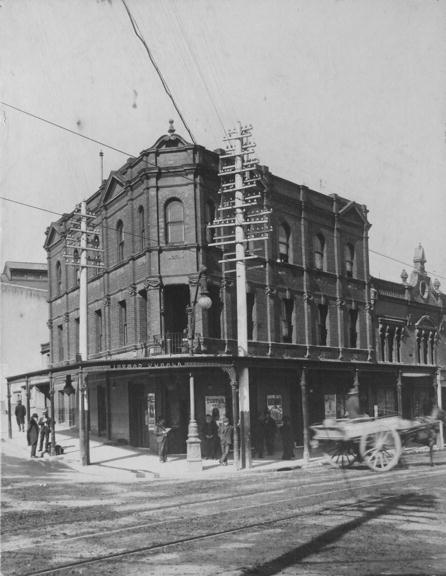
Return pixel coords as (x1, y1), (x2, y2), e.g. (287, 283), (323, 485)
(186, 266), (212, 471)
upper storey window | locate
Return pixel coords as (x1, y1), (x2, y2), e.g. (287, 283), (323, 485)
(116, 220), (124, 263)
(278, 222), (290, 263)
(205, 201), (215, 243)
(55, 261), (62, 296)
(345, 243), (355, 278)
(138, 206), (145, 251)
(314, 233), (326, 271)
(165, 199), (184, 244)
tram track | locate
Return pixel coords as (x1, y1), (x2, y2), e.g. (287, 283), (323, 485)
(8, 467), (445, 576)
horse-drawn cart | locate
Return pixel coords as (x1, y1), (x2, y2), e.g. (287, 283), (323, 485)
(311, 415), (441, 472)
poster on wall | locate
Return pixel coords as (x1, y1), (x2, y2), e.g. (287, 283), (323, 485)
(324, 394), (337, 419)
(205, 396), (226, 422)
(147, 392), (156, 430)
(267, 394), (283, 424)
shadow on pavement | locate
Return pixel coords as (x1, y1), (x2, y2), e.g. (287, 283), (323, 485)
(240, 492), (438, 576)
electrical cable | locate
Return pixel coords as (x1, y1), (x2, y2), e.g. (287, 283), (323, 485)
(0, 101), (136, 158)
(120, 0), (197, 145)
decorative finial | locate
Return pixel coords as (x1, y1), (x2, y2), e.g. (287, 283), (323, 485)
(401, 269), (408, 284)
(168, 119), (175, 136)
(433, 278), (441, 292)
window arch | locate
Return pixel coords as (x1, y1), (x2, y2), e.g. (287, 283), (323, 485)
(278, 222), (291, 263)
(165, 199), (184, 244)
(345, 243), (355, 278)
(314, 233), (326, 270)
(55, 260), (62, 296)
(116, 220), (124, 262)
(137, 206), (145, 251)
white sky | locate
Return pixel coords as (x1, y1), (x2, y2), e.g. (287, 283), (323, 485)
(1, 0), (445, 284)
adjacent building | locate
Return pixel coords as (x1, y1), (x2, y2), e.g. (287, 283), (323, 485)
(6, 124), (445, 459)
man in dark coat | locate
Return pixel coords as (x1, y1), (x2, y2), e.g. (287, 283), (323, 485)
(279, 416), (294, 460)
(264, 411), (277, 455)
(15, 399), (26, 432)
(202, 414), (218, 459)
(253, 414), (266, 458)
(38, 409), (52, 454)
(218, 417), (233, 465)
(154, 418), (170, 463)
(27, 413), (39, 458)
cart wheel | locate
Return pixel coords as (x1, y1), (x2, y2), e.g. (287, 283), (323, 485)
(359, 429), (401, 472)
(323, 441), (358, 468)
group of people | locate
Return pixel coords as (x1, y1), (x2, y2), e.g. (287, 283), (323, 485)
(253, 411), (295, 460)
(22, 405), (53, 458)
(201, 414), (233, 465)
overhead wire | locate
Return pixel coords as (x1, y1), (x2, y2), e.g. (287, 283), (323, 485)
(2, 194), (445, 281)
(120, 0), (197, 145)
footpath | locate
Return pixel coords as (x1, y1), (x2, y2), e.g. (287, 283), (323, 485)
(1, 425), (324, 483)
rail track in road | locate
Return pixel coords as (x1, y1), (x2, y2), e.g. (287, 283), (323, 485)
(14, 466), (445, 576)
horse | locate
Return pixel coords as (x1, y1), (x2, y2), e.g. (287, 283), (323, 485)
(401, 406), (446, 467)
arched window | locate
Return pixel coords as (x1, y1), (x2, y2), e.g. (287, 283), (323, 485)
(165, 199), (184, 244)
(116, 220), (124, 262)
(314, 234), (325, 270)
(55, 260), (62, 296)
(73, 249), (80, 286)
(138, 206), (145, 251)
(278, 222), (290, 263)
(345, 243), (355, 278)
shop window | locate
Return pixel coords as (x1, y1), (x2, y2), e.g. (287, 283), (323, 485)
(318, 303), (328, 346)
(345, 243), (355, 278)
(118, 300), (127, 346)
(116, 220), (124, 263)
(314, 234), (326, 271)
(165, 199), (184, 244)
(278, 222), (290, 263)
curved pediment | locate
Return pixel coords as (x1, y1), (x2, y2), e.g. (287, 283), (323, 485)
(151, 120), (191, 150)
(414, 314), (436, 329)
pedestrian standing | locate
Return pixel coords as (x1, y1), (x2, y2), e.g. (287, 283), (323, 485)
(264, 410), (277, 456)
(154, 418), (170, 463)
(38, 408), (52, 455)
(253, 414), (266, 458)
(15, 399), (26, 432)
(27, 413), (39, 458)
(202, 414), (218, 459)
(279, 416), (294, 460)
(218, 416), (233, 465)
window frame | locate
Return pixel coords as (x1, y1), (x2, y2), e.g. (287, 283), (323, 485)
(165, 199), (185, 244)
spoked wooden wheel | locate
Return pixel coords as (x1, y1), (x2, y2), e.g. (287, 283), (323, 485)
(323, 441), (358, 468)
(359, 429), (402, 472)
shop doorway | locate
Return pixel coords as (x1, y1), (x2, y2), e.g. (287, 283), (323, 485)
(128, 383), (149, 447)
(97, 385), (107, 436)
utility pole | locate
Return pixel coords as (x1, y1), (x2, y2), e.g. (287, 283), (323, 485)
(209, 123), (271, 468)
(65, 200), (103, 465)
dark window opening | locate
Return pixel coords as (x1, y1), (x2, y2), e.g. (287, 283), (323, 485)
(278, 223), (290, 263)
(348, 309), (358, 348)
(314, 234), (325, 271)
(118, 300), (127, 346)
(138, 290), (148, 342)
(247, 292), (255, 340)
(95, 310), (102, 352)
(281, 298), (294, 343)
(116, 220), (124, 263)
(318, 304), (328, 346)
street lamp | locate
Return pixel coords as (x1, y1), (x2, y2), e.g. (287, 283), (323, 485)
(186, 266), (212, 471)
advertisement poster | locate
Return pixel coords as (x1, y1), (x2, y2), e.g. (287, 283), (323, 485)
(324, 394), (337, 419)
(267, 394), (283, 424)
(205, 396), (226, 422)
(147, 392), (156, 430)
